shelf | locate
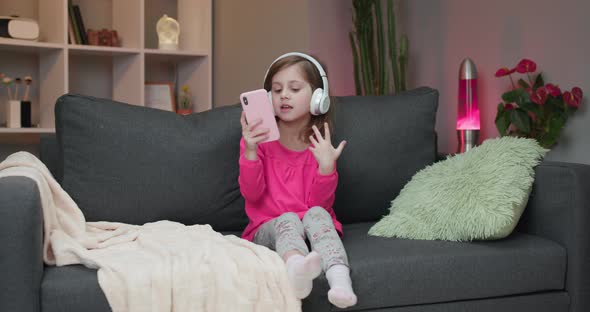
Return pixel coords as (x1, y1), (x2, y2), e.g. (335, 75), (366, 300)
(68, 45), (140, 56)
(144, 48), (208, 56)
(0, 38), (63, 54)
(0, 128), (55, 134)
(0, 0), (211, 141)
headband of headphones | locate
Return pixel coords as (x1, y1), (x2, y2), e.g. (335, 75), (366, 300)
(262, 52), (329, 94)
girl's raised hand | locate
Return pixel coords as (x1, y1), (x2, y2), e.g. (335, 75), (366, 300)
(309, 122), (346, 174)
(240, 111), (269, 153)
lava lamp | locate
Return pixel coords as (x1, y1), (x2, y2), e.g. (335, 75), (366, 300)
(457, 58), (479, 153)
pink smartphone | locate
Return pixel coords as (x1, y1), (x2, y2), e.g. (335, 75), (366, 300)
(240, 89), (280, 143)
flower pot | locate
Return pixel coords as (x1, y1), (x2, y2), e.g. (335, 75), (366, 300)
(176, 108), (192, 116)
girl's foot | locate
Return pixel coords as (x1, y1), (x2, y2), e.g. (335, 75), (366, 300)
(326, 264), (357, 308)
(286, 251), (322, 299)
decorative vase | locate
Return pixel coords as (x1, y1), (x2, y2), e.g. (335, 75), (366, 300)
(21, 100), (32, 127)
(7, 100), (21, 128)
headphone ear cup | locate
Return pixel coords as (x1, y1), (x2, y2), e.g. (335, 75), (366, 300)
(320, 95), (330, 114)
(310, 88), (324, 115)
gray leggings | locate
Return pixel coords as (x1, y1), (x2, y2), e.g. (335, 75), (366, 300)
(253, 206), (349, 271)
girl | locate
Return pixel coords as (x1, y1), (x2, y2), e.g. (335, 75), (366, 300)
(238, 52), (357, 309)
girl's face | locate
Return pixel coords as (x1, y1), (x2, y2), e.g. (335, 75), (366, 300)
(270, 64), (313, 124)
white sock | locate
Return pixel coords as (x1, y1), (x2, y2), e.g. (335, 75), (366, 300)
(326, 264), (357, 308)
(286, 251), (322, 299)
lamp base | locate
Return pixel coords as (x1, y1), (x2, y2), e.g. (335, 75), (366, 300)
(457, 129), (479, 153)
(158, 42), (178, 50)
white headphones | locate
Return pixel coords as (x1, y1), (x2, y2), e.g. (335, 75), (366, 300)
(263, 52), (330, 116)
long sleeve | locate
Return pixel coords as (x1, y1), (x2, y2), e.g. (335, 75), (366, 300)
(240, 140), (344, 241)
(238, 138), (266, 203)
(306, 169), (338, 213)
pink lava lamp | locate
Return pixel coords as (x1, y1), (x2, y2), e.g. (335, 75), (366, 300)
(457, 58), (480, 153)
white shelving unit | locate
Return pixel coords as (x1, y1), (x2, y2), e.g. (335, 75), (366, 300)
(0, 0), (212, 134)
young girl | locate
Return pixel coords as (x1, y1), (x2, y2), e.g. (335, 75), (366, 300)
(238, 52), (357, 309)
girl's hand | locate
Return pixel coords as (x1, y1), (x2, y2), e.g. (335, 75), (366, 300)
(241, 111), (269, 160)
(309, 122), (346, 175)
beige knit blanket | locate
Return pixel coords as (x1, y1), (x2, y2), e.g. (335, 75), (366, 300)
(0, 151), (300, 312)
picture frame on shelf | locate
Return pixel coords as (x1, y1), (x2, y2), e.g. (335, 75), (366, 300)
(145, 82), (175, 112)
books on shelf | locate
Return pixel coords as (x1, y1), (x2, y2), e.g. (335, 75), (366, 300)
(68, 1), (87, 44)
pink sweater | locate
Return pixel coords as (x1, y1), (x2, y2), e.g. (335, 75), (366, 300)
(239, 138), (343, 241)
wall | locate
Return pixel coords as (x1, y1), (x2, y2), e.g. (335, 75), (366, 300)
(213, 0), (355, 107)
(305, 0), (355, 97)
(213, 0), (310, 107)
(399, 0), (590, 164)
(5, 1), (587, 165)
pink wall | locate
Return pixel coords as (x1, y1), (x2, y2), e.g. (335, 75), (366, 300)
(307, 0), (355, 96)
(399, 0), (590, 164)
(213, 0), (355, 108)
(215, 0), (588, 164)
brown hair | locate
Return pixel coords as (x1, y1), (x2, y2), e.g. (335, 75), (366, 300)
(263, 55), (334, 144)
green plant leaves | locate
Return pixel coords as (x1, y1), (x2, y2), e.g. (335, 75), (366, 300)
(533, 73), (544, 89)
(545, 96), (563, 114)
(519, 101), (542, 118)
(352, 0), (406, 95)
(510, 109), (531, 134)
(518, 79), (530, 90)
(502, 89), (523, 103)
(538, 114), (567, 148)
(495, 103), (510, 136)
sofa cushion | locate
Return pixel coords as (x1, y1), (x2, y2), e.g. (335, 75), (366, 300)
(43, 261), (568, 312)
(369, 137), (547, 241)
(40, 134), (62, 183)
(329, 222), (566, 311)
(41, 225), (565, 312)
(330, 88), (439, 224)
(55, 94), (248, 231)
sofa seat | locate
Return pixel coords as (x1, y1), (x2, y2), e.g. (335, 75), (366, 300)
(306, 222), (567, 311)
(41, 223), (566, 312)
(41, 231), (244, 312)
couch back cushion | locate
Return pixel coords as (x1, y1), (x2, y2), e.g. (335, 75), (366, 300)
(331, 88), (439, 223)
(56, 94), (248, 231)
(55, 88), (438, 230)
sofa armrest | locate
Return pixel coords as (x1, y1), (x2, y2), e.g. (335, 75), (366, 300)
(0, 176), (43, 312)
(517, 161), (590, 312)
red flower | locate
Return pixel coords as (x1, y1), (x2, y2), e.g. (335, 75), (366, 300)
(505, 103), (515, 110)
(525, 87), (534, 97)
(572, 87), (583, 101)
(516, 59), (537, 73)
(529, 87), (548, 105)
(495, 67), (516, 77)
(545, 83), (561, 97)
(564, 87), (583, 108)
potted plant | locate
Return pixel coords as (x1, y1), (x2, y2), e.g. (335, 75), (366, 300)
(349, 0), (409, 95)
(495, 58), (583, 149)
(177, 84), (193, 115)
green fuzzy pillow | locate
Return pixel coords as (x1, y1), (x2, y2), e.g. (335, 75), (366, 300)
(368, 137), (548, 241)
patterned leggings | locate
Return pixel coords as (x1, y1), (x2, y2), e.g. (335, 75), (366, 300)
(253, 206), (349, 271)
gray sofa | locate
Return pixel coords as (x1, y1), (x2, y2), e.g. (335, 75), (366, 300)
(1, 88), (588, 312)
